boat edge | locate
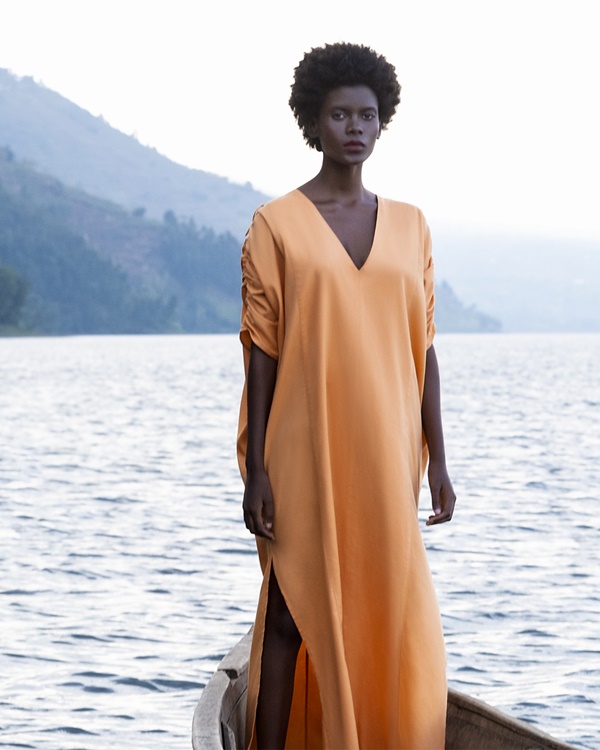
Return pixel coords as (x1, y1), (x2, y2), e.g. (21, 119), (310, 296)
(192, 630), (578, 750)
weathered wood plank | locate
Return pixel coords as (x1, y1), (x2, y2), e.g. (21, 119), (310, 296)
(192, 632), (252, 750)
(446, 689), (575, 750)
(193, 631), (577, 750)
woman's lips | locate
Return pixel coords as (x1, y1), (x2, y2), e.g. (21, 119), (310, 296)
(343, 140), (365, 151)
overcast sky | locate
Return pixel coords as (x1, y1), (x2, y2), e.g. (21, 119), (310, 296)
(1, 0), (599, 241)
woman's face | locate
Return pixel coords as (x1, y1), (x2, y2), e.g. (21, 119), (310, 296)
(313, 85), (381, 164)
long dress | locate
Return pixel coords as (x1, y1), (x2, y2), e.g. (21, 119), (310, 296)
(237, 189), (447, 749)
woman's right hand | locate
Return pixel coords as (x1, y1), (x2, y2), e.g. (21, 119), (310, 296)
(243, 467), (275, 540)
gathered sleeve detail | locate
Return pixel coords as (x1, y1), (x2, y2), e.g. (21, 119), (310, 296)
(240, 209), (285, 361)
(423, 218), (436, 349)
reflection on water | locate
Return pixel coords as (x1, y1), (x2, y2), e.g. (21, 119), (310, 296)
(0, 333), (598, 749)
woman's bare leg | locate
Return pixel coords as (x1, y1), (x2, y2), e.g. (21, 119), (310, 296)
(255, 569), (302, 749)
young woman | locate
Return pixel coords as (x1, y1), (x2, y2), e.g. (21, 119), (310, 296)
(237, 42), (456, 750)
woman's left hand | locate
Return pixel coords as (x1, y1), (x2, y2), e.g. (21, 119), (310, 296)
(426, 460), (456, 525)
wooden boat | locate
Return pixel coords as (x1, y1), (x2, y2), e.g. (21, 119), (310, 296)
(192, 631), (576, 750)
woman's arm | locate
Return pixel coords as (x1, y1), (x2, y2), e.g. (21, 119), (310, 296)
(243, 342), (278, 539)
(421, 345), (456, 525)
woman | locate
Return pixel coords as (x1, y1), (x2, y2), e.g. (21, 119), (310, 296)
(237, 42), (456, 749)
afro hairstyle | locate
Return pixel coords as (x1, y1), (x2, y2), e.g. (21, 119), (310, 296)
(289, 42), (401, 151)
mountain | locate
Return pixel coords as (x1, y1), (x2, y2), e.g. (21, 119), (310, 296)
(0, 68), (500, 334)
(0, 189), (175, 335)
(0, 68), (268, 240)
(434, 280), (499, 333)
(0, 148), (496, 335)
(433, 229), (600, 332)
(0, 149), (241, 333)
(1, 68), (598, 332)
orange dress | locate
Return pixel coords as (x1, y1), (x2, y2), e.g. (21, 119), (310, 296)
(237, 190), (446, 749)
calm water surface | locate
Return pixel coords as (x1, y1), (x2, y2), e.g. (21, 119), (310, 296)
(0, 333), (598, 749)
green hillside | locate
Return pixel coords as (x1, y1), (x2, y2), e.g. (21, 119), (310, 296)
(0, 68), (268, 240)
(0, 68), (501, 335)
(0, 178), (174, 334)
(434, 281), (499, 333)
(0, 149), (241, 334)
(433, 229), (600, 332)
(2, 67), (599, 332)
(0, 148), (499, 335)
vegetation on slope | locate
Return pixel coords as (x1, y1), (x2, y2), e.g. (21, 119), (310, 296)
(0, 146), (499, 336)
(0, 180), (175, 334)
(0, 68), (268, 239)
(0, 148), (243, 334)
(435, 281), (500, 333)
(0, 264), (28, 333)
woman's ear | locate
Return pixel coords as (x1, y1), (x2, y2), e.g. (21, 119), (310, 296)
(307, 119), (319, 139)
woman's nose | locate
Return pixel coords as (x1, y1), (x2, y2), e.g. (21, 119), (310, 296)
(346, 116), (363, 134)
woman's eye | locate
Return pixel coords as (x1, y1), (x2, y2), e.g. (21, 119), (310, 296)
(363, 112), (376, 120)
(332, 111), (345, 120)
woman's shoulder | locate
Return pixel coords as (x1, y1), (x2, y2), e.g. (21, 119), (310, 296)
(247, 191), (309, 244)
(244, 191), (306, 251)
(379, 198), (431, 251)
(252, 190), (303, 221)
(379, 196), (427, 222)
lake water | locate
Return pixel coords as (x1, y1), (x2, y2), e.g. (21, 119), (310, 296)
(1, 333), (598, 749)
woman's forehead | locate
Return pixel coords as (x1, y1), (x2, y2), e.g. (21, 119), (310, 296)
(322, 85), (378, 109)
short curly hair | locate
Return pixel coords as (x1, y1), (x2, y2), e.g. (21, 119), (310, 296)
(289, 42), (401, 151)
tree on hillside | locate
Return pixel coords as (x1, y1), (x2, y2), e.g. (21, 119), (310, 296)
(0, 265), (28, 326)
(435, 280), (501, 333)
(0, 183), (177, 334)
(159, 217), (241, 331)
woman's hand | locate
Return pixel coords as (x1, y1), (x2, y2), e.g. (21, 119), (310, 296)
(243, 467), (275, 540)
(426, 460), (456, 525)
(421, 345), (456, 526)
(243, 343), (278, 540)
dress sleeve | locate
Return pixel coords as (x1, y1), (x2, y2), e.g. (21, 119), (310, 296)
(423, 219), (436, 349)
(240, 208), (284, 360)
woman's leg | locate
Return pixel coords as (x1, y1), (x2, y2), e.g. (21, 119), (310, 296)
(255, 569), (302, 749)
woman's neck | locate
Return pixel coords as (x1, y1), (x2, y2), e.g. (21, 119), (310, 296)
(300, 162), (372, 204)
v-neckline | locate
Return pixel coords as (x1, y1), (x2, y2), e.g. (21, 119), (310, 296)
(295, 189), (380, 272)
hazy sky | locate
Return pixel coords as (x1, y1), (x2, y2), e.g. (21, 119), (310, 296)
(1, 0), (599, 241)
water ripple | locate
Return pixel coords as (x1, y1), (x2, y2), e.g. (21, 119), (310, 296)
(0, 333), (598, 748)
